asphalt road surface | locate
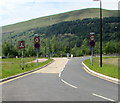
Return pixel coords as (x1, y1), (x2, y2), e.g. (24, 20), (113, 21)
(1, 57), (119, 102)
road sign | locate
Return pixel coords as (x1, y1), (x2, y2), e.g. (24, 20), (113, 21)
(18, 41), (25, 70)
(90, 35), (95, 41)
(34, 43), (40, 48)
(90, 34), (95, 47)
(19, 41), (25, 48)
(90, 40), (95, 47)
(34, 37), (40, 43)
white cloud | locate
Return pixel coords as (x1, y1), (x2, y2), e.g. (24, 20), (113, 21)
(0, 0), (119, 26)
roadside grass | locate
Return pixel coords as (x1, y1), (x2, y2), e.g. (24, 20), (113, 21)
(1, 57), (53, 79)
(84, 56), (119, 79)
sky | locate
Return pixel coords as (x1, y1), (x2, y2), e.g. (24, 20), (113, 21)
(0, 0), (119, 26)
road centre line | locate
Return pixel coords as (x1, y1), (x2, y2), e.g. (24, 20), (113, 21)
(59, 64), (66, 78)
(59, 69), (62, 78)
(59, 59), (77, 88)
(61, 79), (77, 89)
(61, 69), (64, 72)
(92, 93), (115, 102)
(59, 73), (61, 77)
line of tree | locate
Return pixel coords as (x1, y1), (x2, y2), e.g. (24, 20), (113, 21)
(2, 35), (120, 57)
(2, 17), (120, 57)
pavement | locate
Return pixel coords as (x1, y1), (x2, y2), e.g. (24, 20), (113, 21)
(27, 59), (48, 63)
(1, 57), (119, 102)
(33, 58), (69, 73)
(82, 62), (120, 84)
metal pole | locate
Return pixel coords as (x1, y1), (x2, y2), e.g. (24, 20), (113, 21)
(22, 49), (24, 70)
(37, 49), (39, 65)
(45, 42), (46, 57)
(100, 0), (102, 67)
(91, 47), (94, 66)
(49, 41), (50, 58)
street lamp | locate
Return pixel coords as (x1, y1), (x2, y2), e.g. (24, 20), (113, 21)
(93, 0), (103, 67)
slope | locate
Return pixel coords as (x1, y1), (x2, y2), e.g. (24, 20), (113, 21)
(2, 8), (118, 34)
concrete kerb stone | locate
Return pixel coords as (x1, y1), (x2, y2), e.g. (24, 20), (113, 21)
(1, 59), (55, 83)
(82, 62), (120, 84)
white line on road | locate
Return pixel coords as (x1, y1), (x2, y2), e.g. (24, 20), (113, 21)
(61, 69), (64, 72)
(61, 79), (77, 89)
(59, 73), (61, 77)
(58, 65), (66, 78)
(92, 93), (115, 102)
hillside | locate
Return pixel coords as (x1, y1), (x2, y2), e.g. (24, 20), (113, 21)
(2, 8), (118, 34)
(2, 7), (120, 57)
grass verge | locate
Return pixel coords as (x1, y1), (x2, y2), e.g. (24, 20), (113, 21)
(1, 57), (53, 79)
(83, 56), (119, 79)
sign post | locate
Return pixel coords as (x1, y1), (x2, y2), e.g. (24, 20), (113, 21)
(91, 47), (94, 66)
(90, 33), (95, 66)
(19, 41), (25, 70)
(22, 50), (24, 70)
(34, 34), (40, 65)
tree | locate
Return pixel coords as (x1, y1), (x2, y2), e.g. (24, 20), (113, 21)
(2, 42), (18, 57)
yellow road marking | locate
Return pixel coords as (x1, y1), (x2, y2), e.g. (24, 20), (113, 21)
(0, 58), (68, 85)
(0, 60), (55, 85)
(82, 67), (120, 85)
(0, 72), (34, 85)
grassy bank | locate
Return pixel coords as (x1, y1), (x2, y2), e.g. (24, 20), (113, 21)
(1, 57), (53, 79)
(84, 56), (119, 79)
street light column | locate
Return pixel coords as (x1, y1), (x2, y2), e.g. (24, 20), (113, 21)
(100, 0), (102, 67)
(93, 0), (103, 67)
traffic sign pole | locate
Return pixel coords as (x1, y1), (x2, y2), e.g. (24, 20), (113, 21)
(34, 34), (40, 65)
(89, 33), (95, 66)
(37, 48), (39, 65)
(91, 47), (94, 66)
(19, 41), (25, 70)
(22, 49), (24, 70)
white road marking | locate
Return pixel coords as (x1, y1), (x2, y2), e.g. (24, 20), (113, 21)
(59, 68), (63, 78)
(59, 73), (61, 77)
(92, 93), (115, 102)
(61, 79), (77, 88)
(59, 64), (66, 78)
(61, 69), (64, 72)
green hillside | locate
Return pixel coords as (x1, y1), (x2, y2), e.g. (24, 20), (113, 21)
(2, 8), (119, 57)
(2, 8), (118, 34)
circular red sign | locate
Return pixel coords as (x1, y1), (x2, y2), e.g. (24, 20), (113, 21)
(34, 37), (40, 43)
(90, 35), (95, 41)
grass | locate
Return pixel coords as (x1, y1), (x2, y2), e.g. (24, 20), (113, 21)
(2, 8), (118, 34)
(1, 57), (53, 79)
(84, 56), (119, 79)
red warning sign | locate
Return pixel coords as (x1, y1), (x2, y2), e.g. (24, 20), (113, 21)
(18, 41), (25, 48)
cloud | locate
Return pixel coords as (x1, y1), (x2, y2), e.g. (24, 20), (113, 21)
(0, 0), (119, 26)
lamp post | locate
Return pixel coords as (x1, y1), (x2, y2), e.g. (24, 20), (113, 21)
(93, 0), (102, 67)
(100, 0), (102, 67)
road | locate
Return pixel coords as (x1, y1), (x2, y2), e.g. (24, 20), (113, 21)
(1, 57), (119, 102)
